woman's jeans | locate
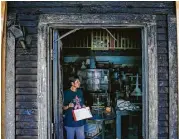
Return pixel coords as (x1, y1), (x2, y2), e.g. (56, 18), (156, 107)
(65, 126), (85, 139)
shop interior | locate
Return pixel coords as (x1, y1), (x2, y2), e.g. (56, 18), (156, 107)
(60, 28), (142, 139)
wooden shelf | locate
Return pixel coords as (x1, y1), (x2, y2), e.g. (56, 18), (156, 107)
(63, 30), (141, 50)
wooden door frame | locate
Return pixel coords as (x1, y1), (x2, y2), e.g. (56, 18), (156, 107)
(37, 14), (158, 139)
(168, 14), (178, 139)
(5, 13), (16, 139)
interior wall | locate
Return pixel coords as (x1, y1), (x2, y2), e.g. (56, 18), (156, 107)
(7, 1), (176, 139)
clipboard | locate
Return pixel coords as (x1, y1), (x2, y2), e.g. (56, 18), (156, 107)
(72, 107), (93, 121)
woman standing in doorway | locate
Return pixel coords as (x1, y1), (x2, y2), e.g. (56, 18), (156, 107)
(63, 75), (86, 139)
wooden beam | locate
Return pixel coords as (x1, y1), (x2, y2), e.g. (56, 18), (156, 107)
(176, 2), (179, 138)
(1, 1), (7, 139)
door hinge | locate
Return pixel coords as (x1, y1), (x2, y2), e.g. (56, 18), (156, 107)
(51, 49), (53, 60)
(51, 123), (55, 134)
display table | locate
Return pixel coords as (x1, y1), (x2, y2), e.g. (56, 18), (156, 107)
(86, 112), (116, 139)
(116, 109), (142, 139)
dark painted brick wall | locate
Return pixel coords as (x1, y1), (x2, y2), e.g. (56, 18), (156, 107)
(156, 15), (169, 139)
(7, 1), (175, 139)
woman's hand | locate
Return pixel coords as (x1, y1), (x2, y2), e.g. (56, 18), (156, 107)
(63, 103), (74, 110)
(69, 103), (74, 108)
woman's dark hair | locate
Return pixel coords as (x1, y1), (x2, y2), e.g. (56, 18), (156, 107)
(69, 75), (80, 83)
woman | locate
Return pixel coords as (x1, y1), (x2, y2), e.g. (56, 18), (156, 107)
(63, 75), (86, 139)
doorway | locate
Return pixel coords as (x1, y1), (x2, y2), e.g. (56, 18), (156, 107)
(37, 14), (158, 139)
(57, 27), (142, 139)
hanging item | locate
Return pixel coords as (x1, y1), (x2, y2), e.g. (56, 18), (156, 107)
(131, 73), (142, 97)
(81, 61), (86, 69)
(90, 56), (96, 69)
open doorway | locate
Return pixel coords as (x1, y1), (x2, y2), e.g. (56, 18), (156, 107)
(54, 27), (143, 139)
(38, 14), (158, 139)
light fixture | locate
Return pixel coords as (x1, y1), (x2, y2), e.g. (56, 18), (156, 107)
(8, 24), (26, 49)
